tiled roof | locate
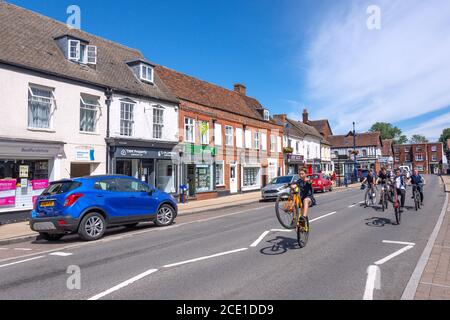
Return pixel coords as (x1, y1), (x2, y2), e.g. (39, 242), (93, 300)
(0, 2), (177, 103)
(272, 115), (329, 144)
(329, 132), (383, 148)
(155, 65), (274, 123)
(308, 120), (333, 137)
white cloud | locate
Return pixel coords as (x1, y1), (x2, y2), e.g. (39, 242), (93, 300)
(303, 0), (450, 138)
(404, 112), (450, 141)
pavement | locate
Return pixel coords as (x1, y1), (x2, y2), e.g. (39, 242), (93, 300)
(0, 183), (360, 245)
(0, 176), (446, 300)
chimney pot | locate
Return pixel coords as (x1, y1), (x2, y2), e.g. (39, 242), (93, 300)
(302, 109), (309, 124)
(234, 83), (246, 95)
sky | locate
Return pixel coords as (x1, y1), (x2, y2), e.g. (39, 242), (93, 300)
(7, 0), (450, 141)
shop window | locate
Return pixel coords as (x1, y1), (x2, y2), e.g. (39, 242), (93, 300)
(80, 95), (100, 132)
(243, 167), (260, 187)
(157, 160), (175, 193)
(120, 102), (134, 136)
(216, 162), (224, 186)
(153, 107), (164, 139)
(28, 85), (54, 129)
(195, 165), (213, 192)
(185, 117), (195, 143)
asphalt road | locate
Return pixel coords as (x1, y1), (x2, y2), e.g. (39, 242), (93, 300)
(0, 175), (445, 300)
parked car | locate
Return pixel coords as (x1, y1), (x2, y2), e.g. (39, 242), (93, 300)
(308, 173), (333, 192)
(261, 175), (299, 200)
(30, 175), (178, 241)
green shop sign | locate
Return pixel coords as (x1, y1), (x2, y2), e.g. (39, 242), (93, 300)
(184, 144), (217, 156)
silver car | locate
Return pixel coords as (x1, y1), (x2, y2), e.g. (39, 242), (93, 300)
(261, 175), (299, 200)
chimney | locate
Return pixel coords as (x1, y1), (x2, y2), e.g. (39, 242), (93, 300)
(234, 83), (246, 95)
(302, 109), (309, 124)
(274, 114), (287, 123)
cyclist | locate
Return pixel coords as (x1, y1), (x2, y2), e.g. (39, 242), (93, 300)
(377, 167), (389, 204)
(292, 168), (316, 225)
(394, 168), (407, 212)
(410, 169), (425, 205)
(362, 170), (376, 190)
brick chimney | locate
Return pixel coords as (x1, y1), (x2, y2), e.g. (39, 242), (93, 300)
(273, 114), (287, 123)
(302, 109), (309, 124)
(234, 83), (246, 95)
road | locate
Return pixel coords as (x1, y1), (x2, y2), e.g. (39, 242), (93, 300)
(0, 175), (445, 300)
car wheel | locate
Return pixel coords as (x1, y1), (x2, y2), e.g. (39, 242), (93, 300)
(78, 212), (106, 241)
(39, 233), (64, 241)
(155, 204), (175, 227)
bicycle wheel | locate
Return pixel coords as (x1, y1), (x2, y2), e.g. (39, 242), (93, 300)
(395, 206), (401, 225)
(297, 216), (309, 248)
(364, 190), (370, 207)
(414, 191), (419, 211)
(381, 191), (385, 212)
(275, 193), (298, 229)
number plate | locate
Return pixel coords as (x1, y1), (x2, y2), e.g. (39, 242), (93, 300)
(40, 201), (55, 207)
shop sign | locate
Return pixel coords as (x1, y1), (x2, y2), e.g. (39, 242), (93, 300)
(0, 179), (16, 207)
(32, 180), (49, 206)
(287, 154), (304, 164)
(184, 144), (216, 156)
(76, 149), (95, 161)
(19, 165), (29, 178)
(115, 147), (178, 159)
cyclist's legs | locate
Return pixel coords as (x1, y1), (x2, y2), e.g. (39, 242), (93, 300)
(397, 188), (406, 207)
(302, 197), (312, 218)
(419, 185), (424, 202)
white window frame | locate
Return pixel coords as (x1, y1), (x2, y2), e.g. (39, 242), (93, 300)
(87, 45), (97, 65)
(68, 39), (80, 61)
(140, 64), (154, 83)
(236, 128), (243, 148)
(254, 132), (260, 150)
(225, 126), (234, 146)
(261, 133), (267, 151)
(431, 146), (437, 152)
(215, 160), (225, 186)
(214, 123), (222, 146)
(80, 95), (100, 133)
(200, 121), (210, 145)
(416, 154), (423, 161)
(270, 135), (276, 152)
(432, 155), (437, 162)
(184, 117), (195, 143)
(152, 106), (164, 140)
(120, 102), (135, 137)
(263, 110), (270, 121)
(27, 85), (55, 130)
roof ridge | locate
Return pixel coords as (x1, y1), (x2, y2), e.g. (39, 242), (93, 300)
(2, 2), (143, 56)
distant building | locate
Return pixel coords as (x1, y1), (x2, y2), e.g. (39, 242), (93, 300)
(393, 142), (445, 174)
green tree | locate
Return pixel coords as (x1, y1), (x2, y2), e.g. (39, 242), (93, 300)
(439, 128), (450, 150)
(409, 134), (429, 144)
(369, 122), (407, 144)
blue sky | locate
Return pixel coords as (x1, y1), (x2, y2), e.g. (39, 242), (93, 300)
(8, 0), (450, 141)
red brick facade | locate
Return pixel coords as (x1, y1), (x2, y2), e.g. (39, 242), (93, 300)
(393, 143), (444, 174)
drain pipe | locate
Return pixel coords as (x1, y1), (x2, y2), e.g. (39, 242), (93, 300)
(105, 88), (113, 174)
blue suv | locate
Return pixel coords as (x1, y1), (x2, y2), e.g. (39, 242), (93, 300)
(30, 175), (178, 241)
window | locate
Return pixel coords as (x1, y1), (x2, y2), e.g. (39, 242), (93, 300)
(416, 146), (422, 152)
(140, 64), (154, 83)
(94, 179), (118, 192)
(185, 117), (194, 142)
(254, 132), (260, 150)
(117, 178), (149, 192)
(243, 167), (260, 187)
(215, 161), (224, 186)
(80, 95), (100, 132)
(270, 135), (276, 152)
(200, 121), (209, 145)
(152, 107), (164, 139)
(416, 154), (423, 161)
(225, 126), (233, 146)
(395, 157), (400, 162)
(432, 154), (437, 161)
(87, 45), (97, 64)
(264, 110), (270, 121)
(362, 149), (367, 157)
(120, 102), (134, 136)
(296, 142), (300, 154)
(394, 148), (400, 154)
(405, 148), (409, 153)
(431, 145), (437, 152)
(68, 39), (97, 65)
(416, 166), (424, 172)
(288, 139), (292, 148)
(68, 40), (80, 60)
(28, 86), (54, 129)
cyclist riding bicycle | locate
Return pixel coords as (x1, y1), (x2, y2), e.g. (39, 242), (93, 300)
(410, 169), (425, 205)
(291, 168), (316, 225)
(377, 167), (389, 204)
(394, 168), (407, 212)
(362, 170), (376, 189)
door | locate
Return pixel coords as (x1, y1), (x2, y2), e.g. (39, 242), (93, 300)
(116, 177), (159, 218)
(230, 164), (238, 194)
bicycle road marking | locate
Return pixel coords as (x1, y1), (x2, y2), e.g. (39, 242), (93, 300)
(375, 245), (415, 266)
(363, 265), (381, 300)
(49, 252), (73, 257)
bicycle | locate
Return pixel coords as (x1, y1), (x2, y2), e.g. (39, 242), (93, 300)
(379, 183), (388, 212)
(412, 185), (422, 211)
(393, 188), (401, 225)
(275, 184), (309, 248)
(364, 184), (377, 207)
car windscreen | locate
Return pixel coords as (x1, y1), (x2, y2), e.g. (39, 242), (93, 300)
(309, 175), (320, 180)
(41, 181), (81, 195)
(270, 176), (293, 184)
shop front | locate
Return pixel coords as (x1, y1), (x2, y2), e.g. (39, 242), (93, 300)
(0, 138), (64, 212)
(109, 140), (180, 195)
(181, 144), (217, 199)
(286, 154), (304, 175)
(305, 158), (321, 174)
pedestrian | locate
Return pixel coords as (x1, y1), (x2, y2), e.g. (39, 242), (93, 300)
(331, 171), (337, 186)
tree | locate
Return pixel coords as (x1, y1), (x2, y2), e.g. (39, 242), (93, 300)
(439, 128), (450, 150)
(369, 122), (407, 144)
(409, 135), (429, 144)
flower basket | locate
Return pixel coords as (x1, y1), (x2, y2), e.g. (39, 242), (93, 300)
(283, 147), (294, 154)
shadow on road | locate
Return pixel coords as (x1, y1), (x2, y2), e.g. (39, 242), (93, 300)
(365, 217), (394, 227)
(259, 236), (300, 255)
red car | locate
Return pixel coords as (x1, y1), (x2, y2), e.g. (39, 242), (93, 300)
(307, 173), (333, 193)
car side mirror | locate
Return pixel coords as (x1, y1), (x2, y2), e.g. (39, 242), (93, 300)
(148, 189), (154, 196)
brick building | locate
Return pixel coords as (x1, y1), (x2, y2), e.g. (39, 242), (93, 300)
(393, 143), (445, 174)
(156, 66), (284, 200)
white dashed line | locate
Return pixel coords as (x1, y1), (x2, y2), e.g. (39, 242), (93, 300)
(0, 256), (44, 269)
(49, 252), (73, 257)
(310, 211), (338, 222)
(250, 231), (271, 247)
(163, 248), (248, 268)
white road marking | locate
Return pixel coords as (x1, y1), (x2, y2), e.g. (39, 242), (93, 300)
(270, 229), (293, 233)
(363, 265), (381, 300)
(88, 268), (158, 300)
(419, 282), (450, 289)
(349, 203), (357, 208)
(382, 240), (415, 246)
(0, 256), (44, 269)
(0, 248), (9, 250)
(250, 231), (271, 247)
(49, 252), (73, 257)
(13, 248), (32, 251)
(163, 248), (248, 268)
(310, 211), (337, 222)
(375, 245), (415, 266)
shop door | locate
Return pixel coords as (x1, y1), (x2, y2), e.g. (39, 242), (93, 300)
(230, 164), (238, 194)
(187, 164), (196, 196)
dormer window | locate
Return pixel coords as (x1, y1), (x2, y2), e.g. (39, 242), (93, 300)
(264, 109), (270, 121)
(67, 39), (97, 65)
(140, 64), (154, 83)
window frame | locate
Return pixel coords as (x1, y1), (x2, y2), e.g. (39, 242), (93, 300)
(263, 110), (270, 121)
(120, 101), (135, 137)
(27, 85), (55, 130)
(200, 121), (210, 145)
(254, 132), (260, 150)
(86, 45), (97, 65)
(270, 135), (276, 152)
(140, 64), (154, 83)
(215, 160), (225, 186)
(416, 154), (424, 161)
(184, 117), (195, 143)
(68, 39), (80, 61)
(152, 106), (164, 140)
(225, 125), (234, 146)
(79, 95), (100, 133)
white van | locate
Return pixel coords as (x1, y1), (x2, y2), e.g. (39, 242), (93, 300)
(399, 165), (411, 178)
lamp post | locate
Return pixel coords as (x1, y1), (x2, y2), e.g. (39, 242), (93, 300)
(353, 122), (358, 183)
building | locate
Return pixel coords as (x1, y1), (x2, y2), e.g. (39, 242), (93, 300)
(0, 2), (180, 212)
(329, 132), (383, 181)
(393, 142), (445, 174)
(156, 66), (285, 200)
(381, 139), (394, 169)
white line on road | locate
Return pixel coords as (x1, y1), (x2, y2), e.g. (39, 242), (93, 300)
(0, 256), (44, 269)
(49, 252), (73, 257)
(250, 231), (271, 247)
(382, 240), (416, 246)
(163, 248), (248, 268)
(375, 245), (415, 266)
(310, 211), (337, 222)
(13, 248), (33, 251)
(270, 229), (293, 233)
(88, 268), (158, 300)
(363, 265), (381, 300)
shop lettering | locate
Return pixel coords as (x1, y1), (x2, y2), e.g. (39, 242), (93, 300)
(21, 148), (49, 153)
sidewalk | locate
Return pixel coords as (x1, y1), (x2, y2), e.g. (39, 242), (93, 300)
(0, 183), (360, 245)
(413, 175), (450, 299)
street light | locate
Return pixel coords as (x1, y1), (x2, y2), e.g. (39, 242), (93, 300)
(353, 122), (358, 183)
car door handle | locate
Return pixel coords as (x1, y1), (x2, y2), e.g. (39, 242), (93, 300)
(96, 195), (104, 198)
